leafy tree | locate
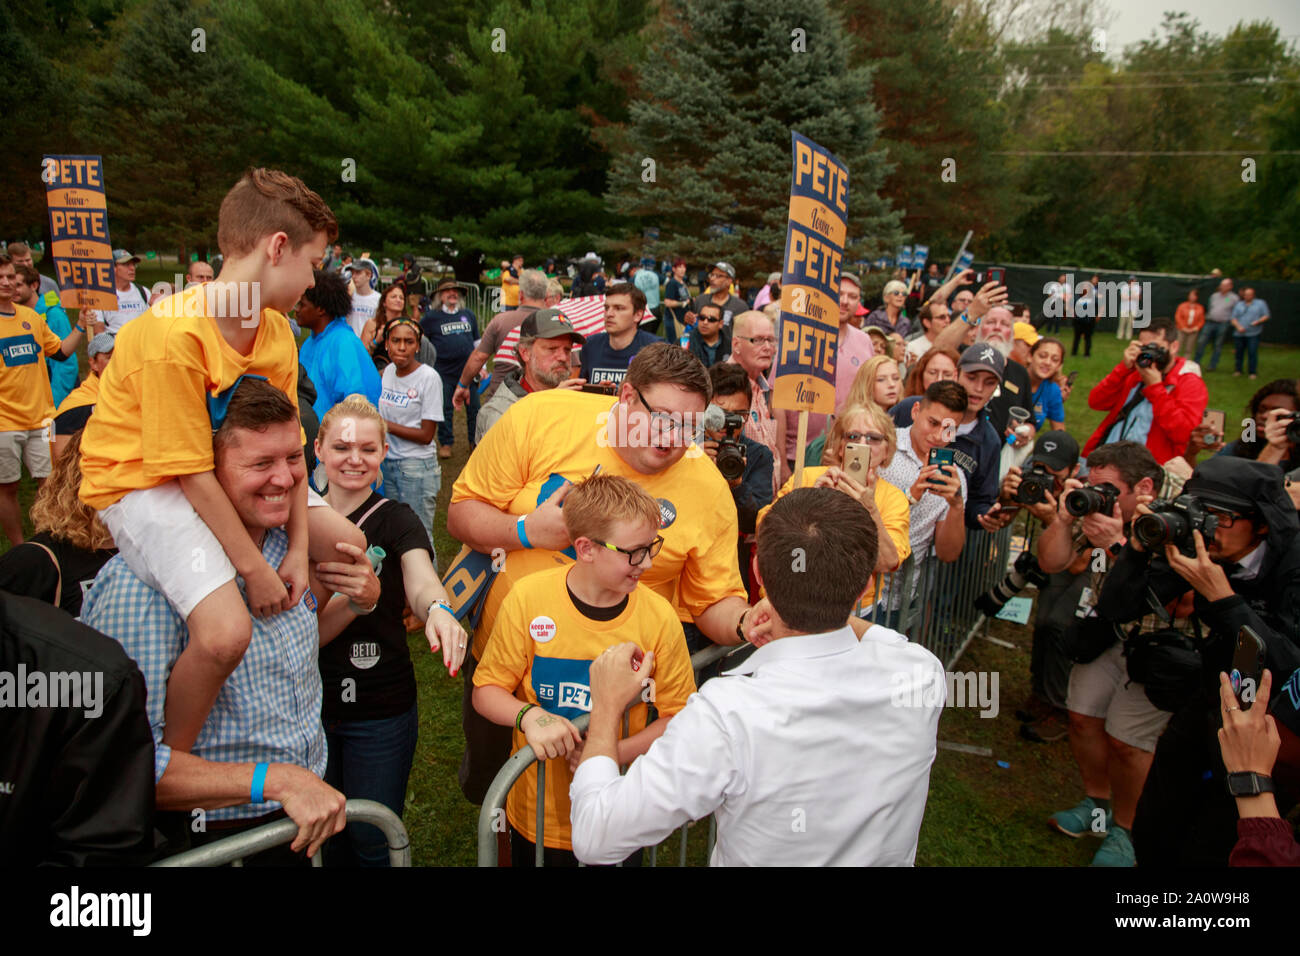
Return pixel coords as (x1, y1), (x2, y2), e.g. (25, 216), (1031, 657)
(603, 0), (901, 283)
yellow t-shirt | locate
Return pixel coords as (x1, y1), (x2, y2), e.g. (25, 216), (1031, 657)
(451, 389), (747, 659)
(55, 370), (100, 417)
(501, 269), (520, 308)
(79, 287), (300, 510)
(0, 303), (63, 431)
(758, 466), (911, 609)
(473, 565), (696, 848)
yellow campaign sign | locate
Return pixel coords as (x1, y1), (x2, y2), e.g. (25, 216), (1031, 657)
(772, 132), (850, 416)
(43, 155), (119, 312)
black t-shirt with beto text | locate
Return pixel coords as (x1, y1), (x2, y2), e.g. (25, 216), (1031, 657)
(319, 494), (433, 721)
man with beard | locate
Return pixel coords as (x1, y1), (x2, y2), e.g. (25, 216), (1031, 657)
(475, 308), (586, 443)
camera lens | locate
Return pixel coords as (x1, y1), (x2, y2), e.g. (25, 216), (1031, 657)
(1065, 487), (1100, 517)
(1133, 510), (1187, 550)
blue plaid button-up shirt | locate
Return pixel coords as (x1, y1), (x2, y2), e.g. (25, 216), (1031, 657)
(82, 528), (327, 822)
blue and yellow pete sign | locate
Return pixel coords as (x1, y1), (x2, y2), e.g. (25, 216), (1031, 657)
(772, 132), (850, 415)
(42, 155), (119, 312)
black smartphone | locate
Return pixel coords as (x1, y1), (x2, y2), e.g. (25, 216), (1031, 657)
(928, 447), (955, 485)
(579, 383), (616, 395)
(987, 266), (1006, 286)
(1231, 625), (1266, 710)
(1065, 370), (1079, 388)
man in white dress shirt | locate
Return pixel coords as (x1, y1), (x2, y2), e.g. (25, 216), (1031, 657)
(570, 486), (947, 866)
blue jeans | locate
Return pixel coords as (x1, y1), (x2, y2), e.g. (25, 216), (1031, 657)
(323, 701), (419, 867)
(381, 457), (441, 563)
(438, 369), (478, 450)
(1233, 334), (1260, 375)
(1195, 321), (1231, 369)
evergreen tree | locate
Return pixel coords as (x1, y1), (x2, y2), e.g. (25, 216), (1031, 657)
(603, 0), (901, 284)
(80, 0), (253, 258)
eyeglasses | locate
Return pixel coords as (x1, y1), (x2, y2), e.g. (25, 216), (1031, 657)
(737, 336), (776, 347)
(633, 385), (703, 442)
(594, 535), (664, 566)
(698, 314), (722, 323)
(1204, 506), (1249, 529)
(846, 432), (886, 444)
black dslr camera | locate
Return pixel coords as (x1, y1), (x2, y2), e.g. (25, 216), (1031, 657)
(1015, 463), (1056, 506)
(1135, 343), (1170, 370)
(1065, 482), (1121, 518)
(715, 412), (748, 481)
(975, 551), (1048, 617)
(1284, 410), (1300, 445)
(1132, 495), (1219, 558)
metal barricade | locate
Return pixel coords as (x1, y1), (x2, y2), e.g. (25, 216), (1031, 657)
(152, 799), (411, 867)
(864, 518), (1021, 668)
(476, 643), (746, 867)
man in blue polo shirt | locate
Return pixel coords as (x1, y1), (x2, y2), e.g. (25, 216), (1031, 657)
(889, 346), (1003, 529)
(297, 270), (382, 422)
(1230, 286), (1269, 380)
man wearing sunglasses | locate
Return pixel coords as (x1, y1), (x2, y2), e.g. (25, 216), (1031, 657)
(686, 303), (731, 368)
(1094, 455), (1300, 866)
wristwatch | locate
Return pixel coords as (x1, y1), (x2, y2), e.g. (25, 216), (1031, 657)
(1225, 772), (1274, 797)
(1108, 540), (1125, 558)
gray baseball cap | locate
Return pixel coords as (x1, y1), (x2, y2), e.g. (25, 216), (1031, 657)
(112, 248), (141, 265)
(88, 332), (116, 357)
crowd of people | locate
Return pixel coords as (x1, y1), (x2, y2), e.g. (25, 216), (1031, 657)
(1, 167), (1297, 870)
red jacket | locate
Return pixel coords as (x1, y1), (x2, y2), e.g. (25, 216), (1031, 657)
(1083, 355), (1207, 464)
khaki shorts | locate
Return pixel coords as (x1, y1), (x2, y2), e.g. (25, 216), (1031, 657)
(0, 428), (53, 483)
(1067, 642), (1171, 752)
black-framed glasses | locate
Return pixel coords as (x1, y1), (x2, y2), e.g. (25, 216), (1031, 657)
(594, 535), (664, 566)
(1204, 505), (1249, 529)
(633, 385), (702, 441)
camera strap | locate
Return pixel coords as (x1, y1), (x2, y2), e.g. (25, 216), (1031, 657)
(1108, 385), (1152, 439)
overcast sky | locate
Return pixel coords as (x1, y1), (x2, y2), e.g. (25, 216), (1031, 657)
(1106, 1), (1300, 51)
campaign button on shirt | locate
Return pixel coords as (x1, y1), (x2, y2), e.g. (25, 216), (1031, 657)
(530, 615), (557, 643)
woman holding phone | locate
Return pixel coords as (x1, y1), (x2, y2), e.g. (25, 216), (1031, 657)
(761, 404), (909, 579)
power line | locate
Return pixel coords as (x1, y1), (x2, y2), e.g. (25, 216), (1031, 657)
(991, 150), (1300, 156)
(955, 33), (1300, 54)
(982, 79), (1300, 90)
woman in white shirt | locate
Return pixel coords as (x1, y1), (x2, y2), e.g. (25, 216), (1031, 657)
(376, 317), (444, 562)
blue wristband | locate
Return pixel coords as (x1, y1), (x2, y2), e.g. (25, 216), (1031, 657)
(516, 514), (532, 549)
(251, 762), (269, 804)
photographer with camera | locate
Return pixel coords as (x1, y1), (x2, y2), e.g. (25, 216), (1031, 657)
(702, 364), (774, 591)
(1094, 455), (1300, 866)
(1083, 316), (1207, 466)
(1187, 379), (1300, 472)
(979, 430), (1081, 534)
(1026, 441), (1174, 863)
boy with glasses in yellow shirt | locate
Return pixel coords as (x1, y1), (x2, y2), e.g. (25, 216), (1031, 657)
(472, 474), (696, 866)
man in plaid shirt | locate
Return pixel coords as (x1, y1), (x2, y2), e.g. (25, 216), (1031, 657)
(84, 381), (347, 863)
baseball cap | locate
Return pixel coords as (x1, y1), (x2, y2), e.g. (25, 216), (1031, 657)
(1029, 430), (1079, 472)
(112, 249), (141, 265)
(353, 257), (378, 275)
(520, 307), (585, 344)
(712, 262), (736, 280)
(840, 271), (862, 290)
(1014, 322), (1040, 346)
(87, 332), (116, 357)
(958, 343), (1006, 381)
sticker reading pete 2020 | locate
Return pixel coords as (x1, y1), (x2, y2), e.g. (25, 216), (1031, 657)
(530, 615), (557, 643)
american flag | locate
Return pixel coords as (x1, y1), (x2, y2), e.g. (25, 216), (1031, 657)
(491, 295), (662, 368)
